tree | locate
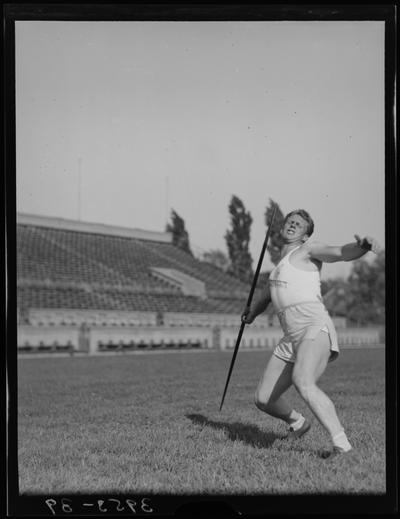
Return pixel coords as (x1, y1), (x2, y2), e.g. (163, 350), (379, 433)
(166, 209), (192, 255)
(346, 250), (385, 325)
(322, 251), (385, 325)
(225, 195), (254, 283)
(201, 249), (230, 272)
(265, 199), (285, 265)
(322, 277), (349, 317)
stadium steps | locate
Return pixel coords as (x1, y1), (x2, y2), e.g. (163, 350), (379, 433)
(17, 223), (256, 320)
(35, 226), (137, 286)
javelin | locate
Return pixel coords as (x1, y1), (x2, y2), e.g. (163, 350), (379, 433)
(219, 203), (278, 411)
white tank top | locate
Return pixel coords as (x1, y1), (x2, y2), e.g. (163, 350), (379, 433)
(268, 246), (322, 312)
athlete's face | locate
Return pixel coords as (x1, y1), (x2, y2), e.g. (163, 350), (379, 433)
(281, 214), (309, 243)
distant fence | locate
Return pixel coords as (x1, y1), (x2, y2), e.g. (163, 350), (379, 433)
(336, 327), (384, 347)
(17, 322), (383, 355)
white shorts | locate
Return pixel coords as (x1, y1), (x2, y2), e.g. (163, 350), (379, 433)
(273, 301), (339, 364)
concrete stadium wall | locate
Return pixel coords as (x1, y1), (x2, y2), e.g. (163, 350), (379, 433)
(17, 324), (383, 355)
(163, 312), (254, 328)
(89, 326), (214, 353)
(23, 308), (349, 331)
(26, 308), (273, 329)
(28, 308), (158, 327)
(220, 327), (283, 350)
(18, 325), (79, 351)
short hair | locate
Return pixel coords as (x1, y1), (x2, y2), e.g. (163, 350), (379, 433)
(284, 209), (314, 236)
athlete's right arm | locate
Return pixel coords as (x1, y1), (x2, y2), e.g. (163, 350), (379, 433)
(241, 285), (271, 324)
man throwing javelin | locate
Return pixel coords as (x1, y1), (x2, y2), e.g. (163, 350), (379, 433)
(242, 209), (379, 459)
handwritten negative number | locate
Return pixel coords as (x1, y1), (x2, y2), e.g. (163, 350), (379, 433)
(45, 497), (154, 514)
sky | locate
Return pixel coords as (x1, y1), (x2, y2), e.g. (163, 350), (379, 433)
(15, 20), (385, 280)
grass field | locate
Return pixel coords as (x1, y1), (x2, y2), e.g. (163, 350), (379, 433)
(17, 347), (386, 495)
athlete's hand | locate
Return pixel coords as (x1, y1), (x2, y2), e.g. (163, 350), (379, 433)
(241, 307), (255, 324)
(354, 235), (380, 254)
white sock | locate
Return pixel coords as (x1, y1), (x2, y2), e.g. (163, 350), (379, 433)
(332, 431), (352, 452)
(290, 414), (305, 431)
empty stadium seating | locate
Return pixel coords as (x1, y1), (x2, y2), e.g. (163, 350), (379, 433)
(17, 222), (250, 296)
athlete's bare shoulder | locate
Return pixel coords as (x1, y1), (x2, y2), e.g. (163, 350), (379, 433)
(296, 240), (321, 255)
(302, 240), (343, 264)
(302, 240), (329, 255)
(297, 241), (324, 268)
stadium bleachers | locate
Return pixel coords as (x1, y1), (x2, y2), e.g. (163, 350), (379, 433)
(17, 220), (250, 295)
(17, 284), (251, 315)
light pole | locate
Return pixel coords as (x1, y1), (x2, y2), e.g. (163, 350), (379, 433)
(78, 157), (82, 221)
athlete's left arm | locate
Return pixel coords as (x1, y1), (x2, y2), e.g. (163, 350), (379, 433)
(305, 235), (380, 263)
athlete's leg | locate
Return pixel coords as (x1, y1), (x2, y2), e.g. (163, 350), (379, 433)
(292, 331), (350, 449)
(255, 353), (298, 424)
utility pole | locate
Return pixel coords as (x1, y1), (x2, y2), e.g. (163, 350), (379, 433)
(165, 175), (169, 226)
(78, 157), (82, 221)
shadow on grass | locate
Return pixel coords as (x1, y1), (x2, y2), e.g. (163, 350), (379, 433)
(186, 413), (283, 449)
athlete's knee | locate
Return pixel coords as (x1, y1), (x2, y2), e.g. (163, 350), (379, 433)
(254, 388), (267, 410)
(292, 371), (315, 400)
(254, 388), (274, 412)
(254, 389), (264, 410)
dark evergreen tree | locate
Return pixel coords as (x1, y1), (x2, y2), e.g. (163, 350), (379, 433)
(166, 209), (192, 255)
(322, 278), (349, 317)
(346, 250), (385, 325)
(225, 195), (253, 283)
(265, 198), (285, 265)
(322, 250), (385, 325)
